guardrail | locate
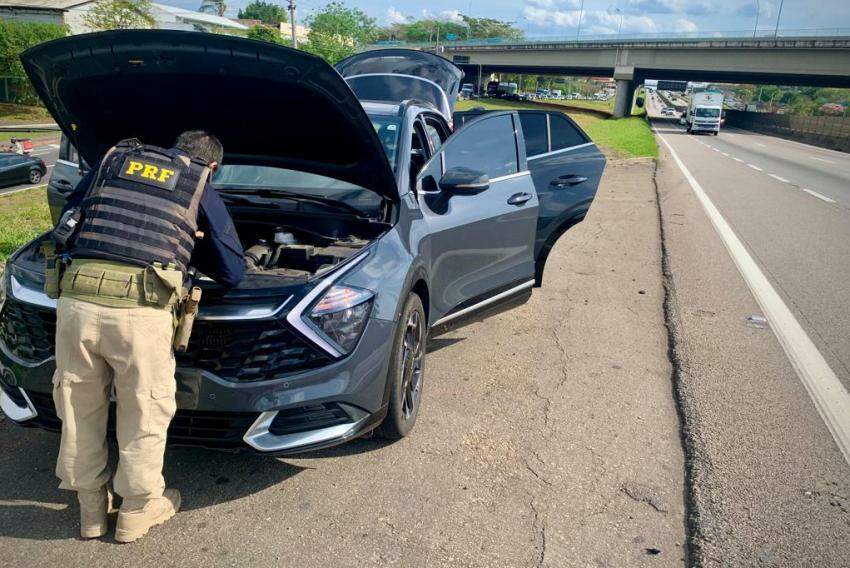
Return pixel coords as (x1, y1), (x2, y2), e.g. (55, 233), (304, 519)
(371, 28), (850, 50)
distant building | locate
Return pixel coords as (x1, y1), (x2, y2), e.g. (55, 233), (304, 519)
(279, 21), (310, 43)
(0, 0), (247, 34)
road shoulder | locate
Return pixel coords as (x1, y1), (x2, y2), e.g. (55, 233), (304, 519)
(655, 140), (850, 567)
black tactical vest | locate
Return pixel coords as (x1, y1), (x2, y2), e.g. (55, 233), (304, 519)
(72, 139), (211, 273)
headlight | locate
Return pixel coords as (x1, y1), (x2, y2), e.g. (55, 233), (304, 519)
(307, 285), (374, 355)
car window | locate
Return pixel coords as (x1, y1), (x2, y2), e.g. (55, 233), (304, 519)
(549, 114), (587, 151)
(369, 115), (401, 170)
(518, 113), (549, 157)
(695, 108), (721, 117)
(443, 114), (518, 179)
(422, 115), (449, 154)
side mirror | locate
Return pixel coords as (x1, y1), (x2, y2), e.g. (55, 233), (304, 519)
(439, 167), (489, 195)
(635, 96), (645, 108)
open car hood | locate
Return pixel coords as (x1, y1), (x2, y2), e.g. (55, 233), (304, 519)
(21, 30), (398, 202)
(336, 49), (463, 118)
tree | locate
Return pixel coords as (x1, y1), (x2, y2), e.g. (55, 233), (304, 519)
(461, 15), (524, 40)
(376, 14), (523, 44)
(199, 0), (226, 17)
(303, 2), (377, 63)
(0, 21), (67, 104)
(246, 24), (287, 45)
(238, 1), (287, 25)
(83, 0), (156, 31)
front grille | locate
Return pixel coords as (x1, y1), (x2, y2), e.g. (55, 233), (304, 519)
(25, 389), (258, 450)
(0, 298), (331, 382)
(0, 298), (55, 362)
(182, 320), (332, 382)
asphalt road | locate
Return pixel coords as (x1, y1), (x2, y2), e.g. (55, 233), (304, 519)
(648, 95), (850, 565)
(647, 95), (850, 390)
(0, 141), (60, 196)
(0, 160), (688, 566)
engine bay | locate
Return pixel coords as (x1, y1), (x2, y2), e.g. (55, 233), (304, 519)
(241, 226), (370, 279)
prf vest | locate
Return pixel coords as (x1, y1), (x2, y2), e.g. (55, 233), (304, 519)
(71, 139), (211, 274)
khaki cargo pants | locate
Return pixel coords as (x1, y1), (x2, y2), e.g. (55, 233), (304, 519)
(53, 296), (176, 501)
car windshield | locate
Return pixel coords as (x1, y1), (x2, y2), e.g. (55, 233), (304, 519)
(695, 107), (721, 117)
(211, 113), (400, 213)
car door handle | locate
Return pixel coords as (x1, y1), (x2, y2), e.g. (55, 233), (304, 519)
(550, 175), (588, 188)
(507, 192), (533, 206)
(53, 179), (73, 189)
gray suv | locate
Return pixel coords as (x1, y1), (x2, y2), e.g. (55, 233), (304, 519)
(0, 32), (605, 454)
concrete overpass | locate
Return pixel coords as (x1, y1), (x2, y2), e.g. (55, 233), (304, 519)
(438, 36), (850, 117)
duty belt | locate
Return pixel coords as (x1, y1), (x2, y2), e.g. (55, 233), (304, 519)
(59, 259), (185, 308)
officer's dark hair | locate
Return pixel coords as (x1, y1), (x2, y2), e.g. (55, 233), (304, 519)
(174, 130), (224, 165)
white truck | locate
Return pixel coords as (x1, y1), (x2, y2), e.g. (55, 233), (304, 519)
(686, 90), (723, 135)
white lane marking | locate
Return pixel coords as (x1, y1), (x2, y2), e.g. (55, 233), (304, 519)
(733, 157), (744, 163)
(31, 148), (54, 155)
(655, 126), (850, 466)
(747, 164), (763, 171)
(810, 156), (835, 165)
(721, 152), (729, 157)
(768, 174), (790, 183)
(802, 188), (836, 203)
(49, 143), (60, 149)
(755, 142), (766, 147)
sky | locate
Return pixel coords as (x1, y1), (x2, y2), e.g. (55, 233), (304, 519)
(173, 0), (850, 38)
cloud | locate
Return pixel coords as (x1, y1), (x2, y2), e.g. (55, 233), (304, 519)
(674, 18), (698, 32)
(524, 5), (657, 33)
(735, 0), (773, 18)
(526, 0), (580, 8)
(386, 7), (408, 25)
(621, 0), (715, 16)
(440, 9), (464, 23)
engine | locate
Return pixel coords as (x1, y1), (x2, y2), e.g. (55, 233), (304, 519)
(243, 227), (368, 279)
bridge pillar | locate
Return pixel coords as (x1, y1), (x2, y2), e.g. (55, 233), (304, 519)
(613, 65), (636, 118)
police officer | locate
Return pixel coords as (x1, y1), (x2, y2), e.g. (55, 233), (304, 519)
(48, 131), (245, 542)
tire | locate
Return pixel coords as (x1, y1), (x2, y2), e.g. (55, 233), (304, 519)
(29, 170), (42, 184)
(377, 292), (427, 440)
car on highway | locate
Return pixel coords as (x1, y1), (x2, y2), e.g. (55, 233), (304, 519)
(0, 151), (46, 188)
(0, 32), (605, 455)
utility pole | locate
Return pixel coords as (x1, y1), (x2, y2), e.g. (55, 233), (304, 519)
(773, 0), (784, 39)
(616, 8), (623, 40)
(576, 0), (585, 40)
(753, 0), (759, 38)
(287, 0), (298, 49)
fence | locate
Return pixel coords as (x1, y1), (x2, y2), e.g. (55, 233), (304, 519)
(724, 110), (850, 153)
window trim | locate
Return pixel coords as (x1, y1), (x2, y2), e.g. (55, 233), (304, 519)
(526, 141), (596, 162)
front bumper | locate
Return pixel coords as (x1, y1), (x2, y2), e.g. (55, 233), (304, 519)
(0, 294), (396, 454)
(690, 122), (720, 132)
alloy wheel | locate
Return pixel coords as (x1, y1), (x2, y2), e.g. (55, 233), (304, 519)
(29, 171), (41, 184)
(399, 309), (424, 420)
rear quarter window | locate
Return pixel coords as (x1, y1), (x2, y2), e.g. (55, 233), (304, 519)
(549, 114), (588, 150)
(518, 113), (549, 157)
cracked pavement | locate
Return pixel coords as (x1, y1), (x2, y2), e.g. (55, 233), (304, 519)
(0, 159), (686, 566)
